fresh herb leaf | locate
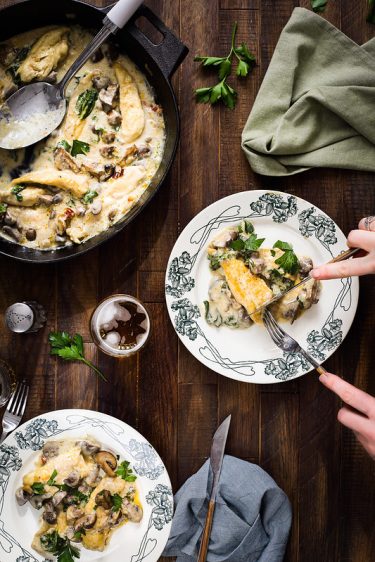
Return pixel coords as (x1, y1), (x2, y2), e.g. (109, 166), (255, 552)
(368, 0), (375, 22)
(311, 0), (328, 12)
(6, 46), (31, 84)
(41, 530), (63, 553)
(243, 234), (265, 251)
(238, 220), (254, 234)
(82, 190), (98, 205)
(0, 203), (8, 214)
(58, 541), (81, 562)
(273, 240), (299, 275)
(31, 482), (45, 495)
(229, 238), (245, 251)
(76, 89), (98, 120)
(11, 184), (25, 202)
(71, 140), (90, 157)
(57, 139), (72, 152)
(47, 469), (58, 486)
(270, 249), (276, 257)
(48, 331), (107, 382)
(194, 21), (255, 109)
(111, 493), (123, 512)
(116, 460), (137, 482)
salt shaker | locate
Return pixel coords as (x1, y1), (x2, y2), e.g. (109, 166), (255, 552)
(5, 301), (47, 333)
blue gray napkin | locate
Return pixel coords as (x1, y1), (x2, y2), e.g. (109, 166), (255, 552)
(163, 455), (292, 562)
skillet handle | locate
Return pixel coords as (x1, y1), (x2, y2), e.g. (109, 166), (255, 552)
(122, 4), (188, 79)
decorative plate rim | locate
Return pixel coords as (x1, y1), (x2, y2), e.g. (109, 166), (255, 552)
(164, 189), (359, 384)
(0, 408), (173, 562)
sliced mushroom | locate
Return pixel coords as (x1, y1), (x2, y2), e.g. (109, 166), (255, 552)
(63, 470), (81, 488)
(248, 257), (265, 275)
(42, 502), (57, 524)
(52, 490), (67, 506)
(118, 145), (138, 166)
(122, 500), (143, 522)
(92, 74), (109, 91)
(99, 83), (119, 113)
(55, 234), (67, 245)
(85, 464), (100, 486)
(74, 513), (97, 531)
(16, 487), (30, 506)
(30, 492), (52, 510)
(95, 489), (112, 510)
(78, 482), (91, 495)
(66, 505), (84, 523)
(298, 256), (313, 276)
(2, 225), (21, 242)
(66, 525), (83, 542)
(99, 146), (116, 159)
(107, 109), (122, 127)
(101, 131), (116, 144)
(79, 441), (100, 457)
(90, 200), (102, 215)
(42, 441), (59, 460)
(25, 228), (36, 241)
(38, 194), (54, 206)
(54, 147), (80, 173)
(52, 193), (63, 204)
(211, 228), (237, 248)
(3, 212), (17, 227)
(95, 451), (118, 476)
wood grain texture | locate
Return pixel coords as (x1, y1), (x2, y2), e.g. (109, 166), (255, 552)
(0, 1), (374, 561)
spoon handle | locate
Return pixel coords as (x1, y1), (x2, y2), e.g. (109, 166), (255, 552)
(57, 0), (143, 97)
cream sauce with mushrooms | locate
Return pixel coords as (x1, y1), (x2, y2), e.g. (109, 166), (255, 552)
(0, 25), (165, 249)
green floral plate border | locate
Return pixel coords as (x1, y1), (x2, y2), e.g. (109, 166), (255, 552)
(0, 409), (172, 562)
(165, 190), (359, 384)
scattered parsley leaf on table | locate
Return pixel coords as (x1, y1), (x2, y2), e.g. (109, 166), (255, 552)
(194, 21), (256, 109)
(48, 331), (107, 381)
(311, 0), (329, 12)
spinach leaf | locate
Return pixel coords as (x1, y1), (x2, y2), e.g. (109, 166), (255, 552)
(76, 89), (98, 120)
(71, 140), (90, 157)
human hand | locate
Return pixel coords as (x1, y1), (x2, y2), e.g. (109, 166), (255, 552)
(319, 372), (375, 459)
(311, 217), (375, 280)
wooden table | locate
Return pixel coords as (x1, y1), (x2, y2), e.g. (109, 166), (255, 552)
(0, 1), (374, 560)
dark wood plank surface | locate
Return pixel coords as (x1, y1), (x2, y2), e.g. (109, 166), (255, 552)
(0, 1), (374, 561)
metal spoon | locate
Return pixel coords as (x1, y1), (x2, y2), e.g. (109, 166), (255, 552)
(0, 0), (143, 150)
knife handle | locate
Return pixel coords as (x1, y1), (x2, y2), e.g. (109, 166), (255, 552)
(197, 499), (216, 562)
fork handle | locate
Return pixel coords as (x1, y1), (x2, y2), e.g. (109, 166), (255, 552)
(299, 348), (327, 376)
(0, 430), (10, 444)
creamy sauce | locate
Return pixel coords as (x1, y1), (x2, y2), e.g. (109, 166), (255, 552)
(0, 25), (165, 249)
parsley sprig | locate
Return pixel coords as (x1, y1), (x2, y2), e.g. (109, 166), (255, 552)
(194, 22), (256, 109)
(48, 331), (107, 382)
(40, 531), (80, 562)
(230, 233), (265, 252)
(311, 0), (328, 12)
(116, 460), (137, 482)
(273, 240), (299, 275)
(111, 493), (123, 512)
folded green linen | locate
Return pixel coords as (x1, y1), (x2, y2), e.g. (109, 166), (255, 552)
(241, 8), (375, 176)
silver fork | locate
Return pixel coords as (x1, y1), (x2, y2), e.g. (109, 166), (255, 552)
(0, 380), (29, 444)
(263, 309), (327, 376)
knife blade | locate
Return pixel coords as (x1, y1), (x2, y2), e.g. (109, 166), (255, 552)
(197, 415), (231, 562)
(249, 247), (360, 318)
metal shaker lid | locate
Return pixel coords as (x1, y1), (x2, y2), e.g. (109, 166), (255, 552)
(5, 302), (34, 333)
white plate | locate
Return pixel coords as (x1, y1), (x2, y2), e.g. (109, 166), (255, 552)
(0, 409), (173, 562)
(165, 190), (359, 384)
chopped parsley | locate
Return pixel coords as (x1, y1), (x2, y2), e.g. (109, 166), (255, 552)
(57, 139), (72, 152)
(47, 469), (58, 486)
(31, 482), (45, 495)
(71, 140), (90, 157)
(40, 530), (80, 562)
(273, 240), (299, 275)
(0, 203), (7, 214)
(230, 233), (265, 252)
(76, 89), (98, 120)
(82, 190), (98, 205)
(11, 184), (26, 202)
(116, 460), (137, 482)
(111, 493), (123, 512)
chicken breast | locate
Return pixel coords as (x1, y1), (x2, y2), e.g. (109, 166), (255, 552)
(11, 169), (90, 198)
(18, 27), (69, 82)
(114, 62), (145, 143)
(221, 258), (273, 323)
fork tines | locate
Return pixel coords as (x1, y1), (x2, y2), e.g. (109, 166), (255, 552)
(7, 381), (29, 418)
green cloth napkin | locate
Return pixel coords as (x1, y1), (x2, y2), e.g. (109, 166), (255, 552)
(241, 7), (375, 176)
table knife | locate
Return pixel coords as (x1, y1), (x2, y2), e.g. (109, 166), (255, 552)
(197, 414), (231, 562)
(250, 247), (360, 317)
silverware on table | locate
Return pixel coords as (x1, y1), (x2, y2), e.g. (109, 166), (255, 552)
(250, 247), (360, 317)
(0, 380), (29, 444)
(197, 414), (231, 562)
(263, 308), (327, 376)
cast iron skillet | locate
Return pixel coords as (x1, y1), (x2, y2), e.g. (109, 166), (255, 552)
(0, 0), (188, 262)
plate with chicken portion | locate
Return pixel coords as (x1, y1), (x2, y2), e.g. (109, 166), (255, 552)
(0, 409), (172, 562)
(165, 190), (359, 384)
